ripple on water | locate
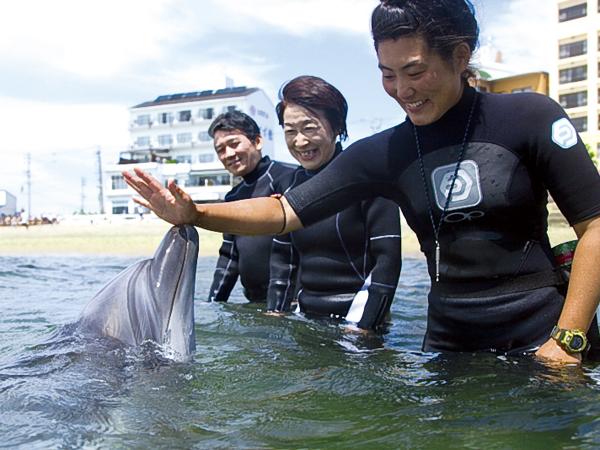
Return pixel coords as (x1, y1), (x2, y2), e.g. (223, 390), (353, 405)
(2, 255), (600, 448)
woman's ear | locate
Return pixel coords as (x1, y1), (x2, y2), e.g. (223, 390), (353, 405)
(453, 42), (472, 74)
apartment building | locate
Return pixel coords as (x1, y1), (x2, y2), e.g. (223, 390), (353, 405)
(476, 71), (549, 95)
(552, 0), (600, 154)
(104, 86), (275, 215)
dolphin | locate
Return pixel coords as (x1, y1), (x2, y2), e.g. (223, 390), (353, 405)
(75, 224), (198, 361)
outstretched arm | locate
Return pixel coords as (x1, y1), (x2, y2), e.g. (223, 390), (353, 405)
(123, 168), (302, 235)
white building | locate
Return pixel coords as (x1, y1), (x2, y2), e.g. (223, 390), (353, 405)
(0, 190), (17, 216)
(104, 86), (276, 215)
(552, 0), (600, 154)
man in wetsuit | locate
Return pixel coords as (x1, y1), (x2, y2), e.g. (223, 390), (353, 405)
(207, 111), (296, 303)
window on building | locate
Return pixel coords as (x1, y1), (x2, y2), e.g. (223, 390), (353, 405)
(559, 65), (587, 84)
(135, 114), (151, 126)
(135, 136), (150, 147)
(178, 110), (191, 122)
(111, 175), (127, 190)
(175, 154), (192, 163)
(198, 153), (215, 163)
(571, 116), (587, 132)
(559, 3), (587, 22)
(559, 91), (588, 108)
(512, 87), (533, 93)
(177, 132), (192, 144)
(223, 105), (236, 113)
(198, 108), (214, 120)
(157, 134), (173, 146)
(559, 40), (587, 58)
(186, 174), (231, 187)
(158, 112), (173, 124)
(112, 204), (129, 215)
(198, 131), (211, 142)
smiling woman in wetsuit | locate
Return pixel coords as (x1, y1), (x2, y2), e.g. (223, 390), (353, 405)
(266, 75), (401, 331)
(123, 0), (600, 365)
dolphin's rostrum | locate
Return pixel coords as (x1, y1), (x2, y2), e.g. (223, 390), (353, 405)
(76, 225), (198, 361)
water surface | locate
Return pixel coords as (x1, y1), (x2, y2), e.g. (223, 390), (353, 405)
(1, 255), (600, 449)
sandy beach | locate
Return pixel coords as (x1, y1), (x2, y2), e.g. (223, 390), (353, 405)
(0, 218), (223, 257)
(0, 211), (577, 258)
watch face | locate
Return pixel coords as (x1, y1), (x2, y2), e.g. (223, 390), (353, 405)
(570, 335), (585, 351)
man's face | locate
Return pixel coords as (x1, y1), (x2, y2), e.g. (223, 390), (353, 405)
(213, 129), (263, 177)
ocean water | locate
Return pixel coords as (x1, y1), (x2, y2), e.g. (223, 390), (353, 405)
(1, 254), (600, 449)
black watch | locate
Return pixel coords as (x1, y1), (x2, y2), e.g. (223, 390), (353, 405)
(550, 326), (589, 354)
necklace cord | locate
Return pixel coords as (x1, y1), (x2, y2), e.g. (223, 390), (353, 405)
(413, 92), (479, 281)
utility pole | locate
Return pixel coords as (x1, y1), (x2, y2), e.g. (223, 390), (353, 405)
(80, 177), (86, 214)
(26, 152), (31, 222)
(96, 147), (105, 214)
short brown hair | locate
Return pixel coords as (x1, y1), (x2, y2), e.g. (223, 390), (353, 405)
(276, 75), (348, 142)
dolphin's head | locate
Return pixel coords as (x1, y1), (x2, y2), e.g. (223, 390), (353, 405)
(78, 225), (198, 362)
(144, 224), (198, 359)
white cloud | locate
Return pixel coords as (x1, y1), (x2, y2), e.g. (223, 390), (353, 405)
(217, 0), (379, 36)
(477, 0), (554, 73)
(0, 0), (183, 78)
(0, 97), (129, 152)
(149, 60), (282, 103)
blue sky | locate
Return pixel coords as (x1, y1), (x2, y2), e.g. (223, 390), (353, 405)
(0, 0), (554, 216)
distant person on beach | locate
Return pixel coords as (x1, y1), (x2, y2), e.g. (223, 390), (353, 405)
(266, 75), (401, 331)
(124, 0), (600, 364)
(207, 111), (296, 303)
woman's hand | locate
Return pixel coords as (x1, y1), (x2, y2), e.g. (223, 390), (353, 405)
(535, 338), (582, 365)
(122, 168), (200, 225)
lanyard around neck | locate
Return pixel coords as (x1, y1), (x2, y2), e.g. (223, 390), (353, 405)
(412, 92), (478, 282)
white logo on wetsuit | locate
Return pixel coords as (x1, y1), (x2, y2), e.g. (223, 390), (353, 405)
(551, 118), (577, 149)
(431, 160), (482, 211)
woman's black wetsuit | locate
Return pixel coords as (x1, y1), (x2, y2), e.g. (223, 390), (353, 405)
(267, 147), (402, 330)
(284, 86), (600, 353)
(208, 156), (295, 302)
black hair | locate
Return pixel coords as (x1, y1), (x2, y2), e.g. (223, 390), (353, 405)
(207, 110), (261, 142)
(372, 0), (479, 67)
(276, 75), (348, 142)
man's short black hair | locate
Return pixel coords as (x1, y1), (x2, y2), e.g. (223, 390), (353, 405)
(207, 110), (261, 142)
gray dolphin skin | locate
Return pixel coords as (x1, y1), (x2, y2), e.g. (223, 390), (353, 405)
(76, 225), (199, 361)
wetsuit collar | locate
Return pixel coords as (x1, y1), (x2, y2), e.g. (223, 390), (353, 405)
(304, 143), (343, 177)
(242, 155), (272, 184)
(409, 85), (477, 132)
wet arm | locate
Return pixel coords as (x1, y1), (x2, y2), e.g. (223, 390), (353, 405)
(123, 168), (302, 235)
(350, 199), (402, 331)
(266, 233), (299, 312)
(208, 235), (240, 302)
(536, 216), (600, 363)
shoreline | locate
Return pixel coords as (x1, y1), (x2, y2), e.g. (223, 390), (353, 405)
(0, 216), (577, 258)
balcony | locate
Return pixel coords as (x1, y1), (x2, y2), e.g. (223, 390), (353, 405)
(117, 148), (171, 165)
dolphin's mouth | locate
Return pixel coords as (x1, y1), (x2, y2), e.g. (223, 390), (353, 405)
(164, 225), (198, 332)
(164, 227), (194, 332)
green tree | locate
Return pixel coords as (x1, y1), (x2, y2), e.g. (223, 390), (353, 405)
(585, 142), (597, 165)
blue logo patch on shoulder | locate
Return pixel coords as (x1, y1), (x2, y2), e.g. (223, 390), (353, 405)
(552, 118), (577, 149)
